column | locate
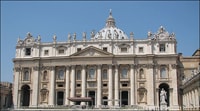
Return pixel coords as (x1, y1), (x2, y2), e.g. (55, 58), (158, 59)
(32, 67), (39, 107)
(81, 65), (86, 105)
(186, 93), (189, 108)
(49, 66), (55, 106)
(97, 65), (102, 108)
(70, 65), (75, 105)
(195, 88), (199, 107)
(114, 65), (119, 106)
(183, 95), (185, 107)
(192, 90), (195, 107)
(130, 64), (135, 105)
(147, 65), (155, 106)
(171, 65), (178, 108)
(189, 92), (192, 108)
(108, 64), (113, 106)
(65, 66), (70, 105)
(13, 68), (20, 108)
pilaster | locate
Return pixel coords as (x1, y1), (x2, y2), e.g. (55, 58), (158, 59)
(13, 67), (20, 108)
(32, 66), (39, 107)
(146, 64), (155, 106)
(70, 65), (75, 105)
(65, 66), (70, 105)
(81, 65), (86, 105)
(97, 65), (102, 108)
(49, 66), (55, 106)
(114, 64), (119, 106)
(108, 64), (113, 106)
(130, 64), (135, 105)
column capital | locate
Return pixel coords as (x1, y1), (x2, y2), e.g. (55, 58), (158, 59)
(71, 65), (76, 69)
(130, 64), (134, 68)
(82, 65), (86, 68)
(14, 67), (22, 72)
(108, 64), (113, 68)
(33, 66), (40, 71)
(97, 64), (102, 68)
(49, 66), (55, 71)
(171, 64), (177, 69)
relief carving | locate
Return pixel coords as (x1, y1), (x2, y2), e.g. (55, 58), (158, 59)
(15, 67), (21, 72)
(171, 64), (177, 69)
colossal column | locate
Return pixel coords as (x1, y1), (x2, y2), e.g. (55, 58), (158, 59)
(13, 67), (20, 108)
(171, 64), (179, 108)
(114, 65), (119, 106)
(65, 66), (70, 105)
(146, 64), (155, 108)
(130, 64), (135, 105)
(97, 65), (102, 108)
(70, 65), (75, 105)
(32, 66), (40, 107)
(108, 64), (113, 106)
(81, 65), (86, 105)
(49, 66), (55, 106)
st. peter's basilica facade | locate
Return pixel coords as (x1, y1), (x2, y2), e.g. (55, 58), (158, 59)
(13, 11), (180, 110)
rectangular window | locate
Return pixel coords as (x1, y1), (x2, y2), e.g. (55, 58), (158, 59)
(103, 84), (107, 87)
(139, 47), (143, 53)
(159, 44), (165, 52)
(77, 84), (81, 87)
(103, 47), (107, 52)
(44, 50), (49, 55)
(58, 84), (63, 87)
(88, 69), (95, 79)
(77, 48), (81, 52)
(122, 84), (128, 87)
(121, 47), (127, 53)
(25, 48), (31, 56)
(58, 49), (64, 54)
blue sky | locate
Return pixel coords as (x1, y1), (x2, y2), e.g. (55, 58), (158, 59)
(1, 1), (199, 82)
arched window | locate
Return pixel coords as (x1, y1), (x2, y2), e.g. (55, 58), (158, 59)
(103, 69), (107, 80)
(139, 69), (145, 79)
(23, 71), (29, 81)
(160, 68), (167, 78)
(121, 68), (128, 79)
(88, 68), (95, 79)
(58, 70), (64, 80)
(76, 70), (81, 80)
(43, 71), (47, 81)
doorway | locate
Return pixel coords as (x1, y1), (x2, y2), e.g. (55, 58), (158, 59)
(88, 91), (95, 106)
(57, 91), (64, 105)
(21, 85), (30, 106)
(121, 91), (128, 106)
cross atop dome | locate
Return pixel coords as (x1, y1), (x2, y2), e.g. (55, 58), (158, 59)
(106, 9), (116, 28)
(109, 9), (112, 16)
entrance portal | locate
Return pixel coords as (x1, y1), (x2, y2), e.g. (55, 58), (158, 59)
(88, 91), (95, 106)
(57, 91), (64, 105)
(121, 91), (128, 106)
(159, 83), (169, 106)
(21, 85), (30, 106)
(102, 96), (108, 105)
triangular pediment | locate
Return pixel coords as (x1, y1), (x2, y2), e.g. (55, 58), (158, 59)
(71, 46), (113, 57)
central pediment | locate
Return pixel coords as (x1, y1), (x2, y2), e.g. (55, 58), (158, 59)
(71, 46), (113, 57)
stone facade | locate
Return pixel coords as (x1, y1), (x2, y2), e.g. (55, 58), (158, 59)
(179, 49), (200, 110)
(13, 11), (180, 110)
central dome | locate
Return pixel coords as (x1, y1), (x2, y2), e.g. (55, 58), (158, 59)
(94, 10), (128, 40)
